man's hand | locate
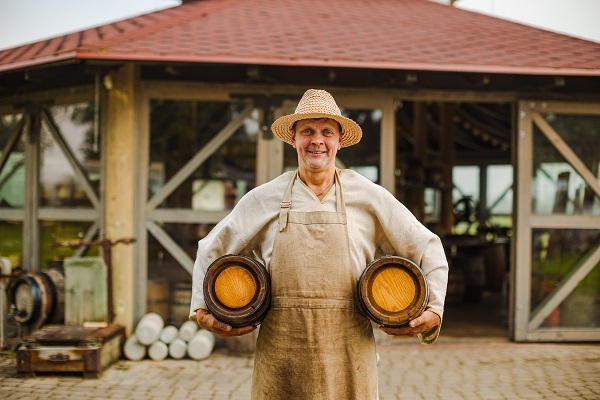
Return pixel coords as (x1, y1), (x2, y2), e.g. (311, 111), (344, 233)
(195, 309), (256, 338)
(379, 310), (440, 337)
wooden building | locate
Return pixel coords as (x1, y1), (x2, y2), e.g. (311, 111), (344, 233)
(0, 0), (599, 342)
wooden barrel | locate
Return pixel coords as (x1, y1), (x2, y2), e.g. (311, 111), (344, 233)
(147, 277), (170, 322)
(6, 268), (64, 328)
(203, 254), (270, 327)
(44, 269), (65, 324)
(358, 256), (428, 327)
(170, 282), (192, 325)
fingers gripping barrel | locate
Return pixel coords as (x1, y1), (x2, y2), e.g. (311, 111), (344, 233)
(358, 256), (429, 327)
(203, 255), (271, 327)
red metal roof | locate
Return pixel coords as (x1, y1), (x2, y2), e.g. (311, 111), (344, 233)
(1, 0), (600, 75)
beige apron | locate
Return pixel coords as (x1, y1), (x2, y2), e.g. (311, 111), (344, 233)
(252, 170), (377, 400)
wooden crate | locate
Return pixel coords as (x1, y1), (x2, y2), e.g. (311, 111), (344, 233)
(16, 324), (125, 378)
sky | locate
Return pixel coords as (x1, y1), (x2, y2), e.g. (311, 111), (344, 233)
(0, 0), (599, 51)
(454, 0), (600, 43)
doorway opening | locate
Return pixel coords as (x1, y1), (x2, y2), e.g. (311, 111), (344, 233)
(395, 100), (513, 340)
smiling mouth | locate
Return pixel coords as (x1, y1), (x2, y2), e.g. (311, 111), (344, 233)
(308, 149), (326, 155)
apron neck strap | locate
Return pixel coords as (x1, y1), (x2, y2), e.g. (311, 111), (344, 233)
(334, 168), (344, 212)
(278, 171), (297, 232)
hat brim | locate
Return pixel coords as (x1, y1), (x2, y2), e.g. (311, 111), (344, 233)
(271, 112), (362, 148)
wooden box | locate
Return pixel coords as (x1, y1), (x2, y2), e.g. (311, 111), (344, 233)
(16, 324), (125, 378)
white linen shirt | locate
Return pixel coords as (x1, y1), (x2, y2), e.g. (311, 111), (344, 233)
(190, 169), (449, 342)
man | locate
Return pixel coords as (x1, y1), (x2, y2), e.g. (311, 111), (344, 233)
(191, 89), (448, 399)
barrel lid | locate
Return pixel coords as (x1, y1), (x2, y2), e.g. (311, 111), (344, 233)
(203, 254), (270, 327)
(358, 256), (429, 327)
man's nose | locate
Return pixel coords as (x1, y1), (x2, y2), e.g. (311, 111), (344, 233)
(310, 131), (326, 143)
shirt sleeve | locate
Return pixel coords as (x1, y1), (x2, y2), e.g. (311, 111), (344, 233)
(189, 208), (247, 317)
(188, 173), (291, 319)
(346, 171), (449, 344)
(419, 308), (443, 344)
(383, 204), (448, 344)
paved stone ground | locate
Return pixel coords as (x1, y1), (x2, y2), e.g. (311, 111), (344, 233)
(1, 336), (599, 400)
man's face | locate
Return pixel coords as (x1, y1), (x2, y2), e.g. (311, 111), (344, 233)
(292, 118), (341, 173)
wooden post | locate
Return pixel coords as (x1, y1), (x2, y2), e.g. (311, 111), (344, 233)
(440, 103), (456, 235)
(24, 112), (41, 271)
(410, 102), (427, 221)
(104, 64), (139, 333)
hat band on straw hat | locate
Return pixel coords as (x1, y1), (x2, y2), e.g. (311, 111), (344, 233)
(271, 89), (362, 148)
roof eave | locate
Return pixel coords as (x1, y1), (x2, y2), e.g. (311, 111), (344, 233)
(0, 51), (80, 73)
(3, 51), (599, 78)
(75, 52), (600, 77)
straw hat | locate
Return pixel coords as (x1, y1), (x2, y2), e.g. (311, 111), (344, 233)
(271, 89), (362, 148)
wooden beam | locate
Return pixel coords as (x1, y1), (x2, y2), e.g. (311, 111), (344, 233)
(380, 99), (397, 195)
(24, 113), (41, 271)
(513, 102), (534, 341)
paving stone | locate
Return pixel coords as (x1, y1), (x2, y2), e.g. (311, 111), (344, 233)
(1, 341), (599, 399)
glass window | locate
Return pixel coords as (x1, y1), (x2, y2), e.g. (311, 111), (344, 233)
(0, 113), (25, 208)
(40, 221), (100, 269)
(531, 228), (600, 328)
(147, 99), (258, 272)
(0, 114), (25, 270)
(424, 187), (441, 224)
(486, 165), (513, 230)
(40, 103), (100, 208)
(532, 113), (600, 215)
(149, 100), (258, 210)
(0, 220), (22, 269)
(452, 166), (480, 233)
(1, 105), (101, 271)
